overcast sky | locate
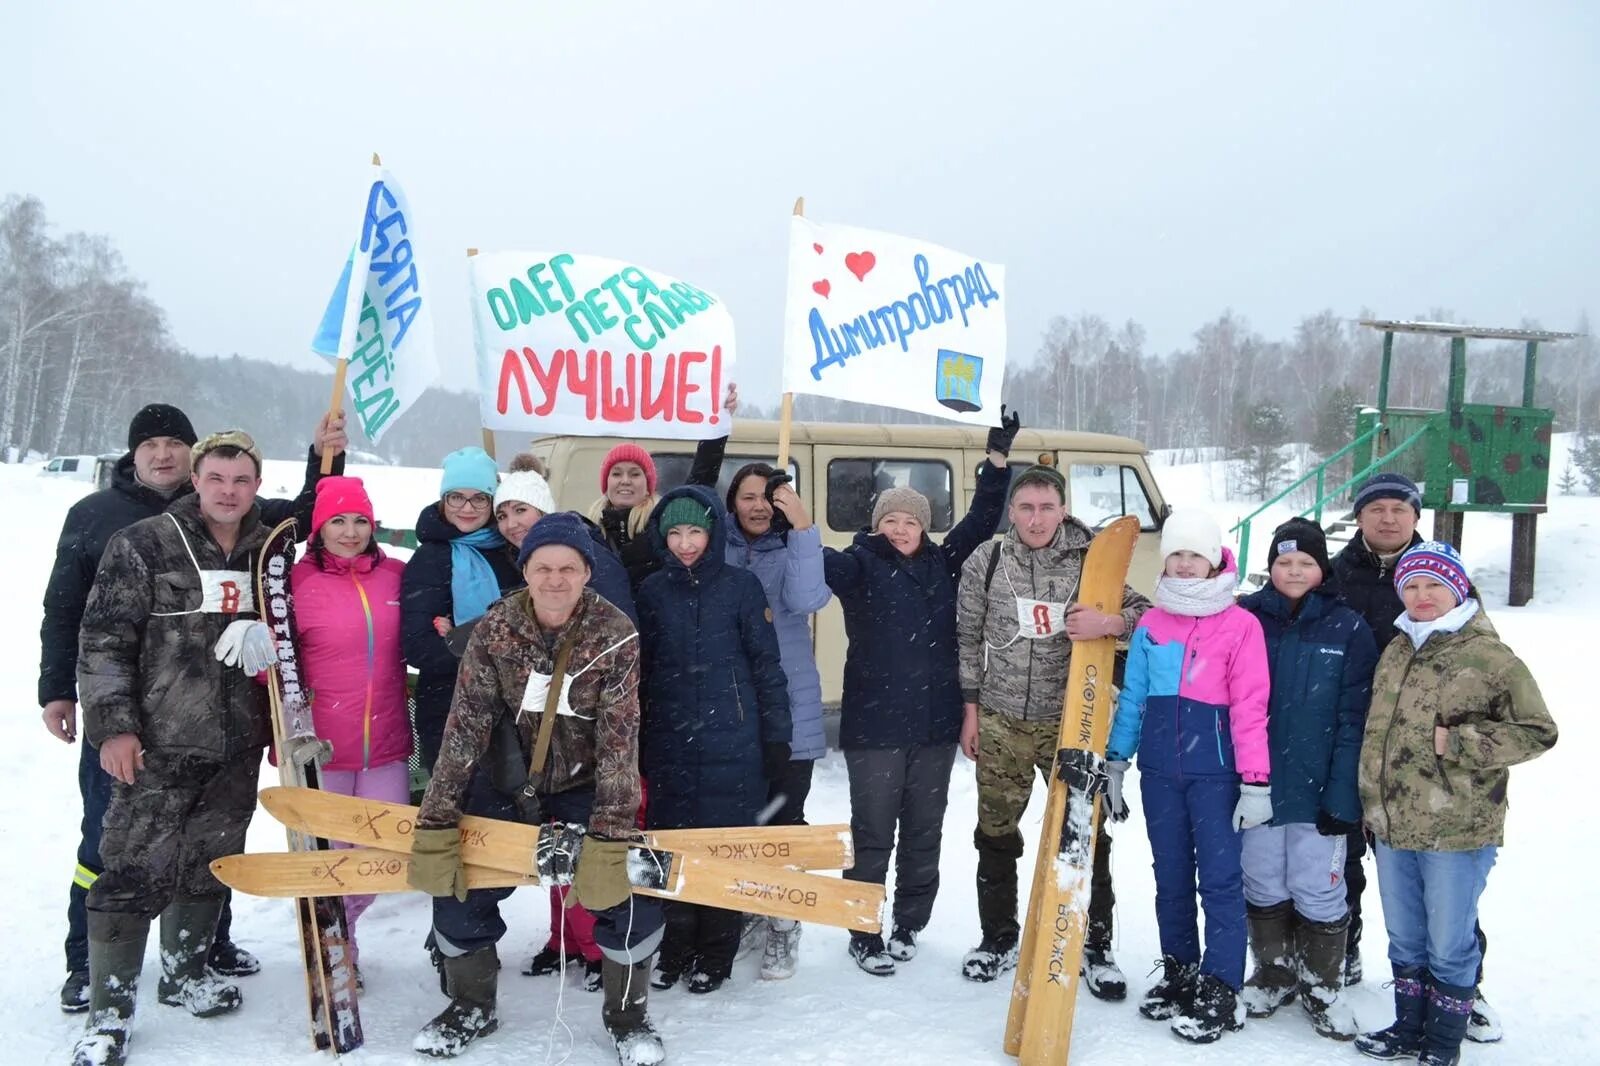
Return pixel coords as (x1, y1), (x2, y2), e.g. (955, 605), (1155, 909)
(6, 2), (1596, 408)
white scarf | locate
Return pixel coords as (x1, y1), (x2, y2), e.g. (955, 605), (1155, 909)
(1154, 571), (1238, 618)
(1394, 598), (1479, 649)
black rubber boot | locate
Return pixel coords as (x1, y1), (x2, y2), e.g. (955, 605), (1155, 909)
(604, 957), (664, 1065)
(1297, 914), (1356, 1040)
(1355, 965), (1427, 1060)
(156, 898), (241, 1017)
(973, 828), (1024, 944)
(1241, 901), (1297, 1018)
(414, 945), (500, 1058)
(72, 912), (151, 1066)
(1418, 981), (1474, 1066)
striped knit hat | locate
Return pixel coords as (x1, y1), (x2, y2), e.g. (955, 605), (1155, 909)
(1394, 541), (1472, 605)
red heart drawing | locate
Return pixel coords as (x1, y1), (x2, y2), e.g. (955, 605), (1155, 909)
(813, 243), (824, 254)
(812, 279), (831, 298)
(845, 251), (876, 282)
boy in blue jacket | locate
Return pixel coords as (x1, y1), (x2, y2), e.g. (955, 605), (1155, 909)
(1238, 518), (1376, 1040)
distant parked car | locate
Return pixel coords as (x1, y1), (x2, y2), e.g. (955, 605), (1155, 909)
(40, 453), (120, 487)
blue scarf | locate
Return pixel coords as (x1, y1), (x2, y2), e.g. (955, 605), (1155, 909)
(450, 527), (508, 624)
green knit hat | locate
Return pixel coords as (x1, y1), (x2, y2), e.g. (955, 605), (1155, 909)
(657, 496), (714, 534)
(1009, 463), (1066, 503)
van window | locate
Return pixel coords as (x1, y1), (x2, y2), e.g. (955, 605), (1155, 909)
(61, 458), (79, 472)
(1068, 464), (1157, 530)
(828, 459), (954, 533)
(653, 454), (800, 504)
(46, 459), (62, 472)
(979, 463), (1023, 533)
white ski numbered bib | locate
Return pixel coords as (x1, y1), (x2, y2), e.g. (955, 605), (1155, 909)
(517, 633), (637, 723)
(150, 515), (255, 616)
(1014, 596), (1068, 640)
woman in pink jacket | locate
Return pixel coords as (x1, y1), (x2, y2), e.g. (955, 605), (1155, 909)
(291, 476), (411, 984)
(1105, 510), (1271, 1044)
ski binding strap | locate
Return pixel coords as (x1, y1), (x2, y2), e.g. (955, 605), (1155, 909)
(1055, 748), (1108, 799)
(535, 822), (585, 885)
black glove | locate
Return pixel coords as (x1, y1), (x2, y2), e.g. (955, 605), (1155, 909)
(762, 741), (791, 783)
(1316, 810), (1360, 837)
(764, 471), (793, 536)
(986, 404), (1021, 457)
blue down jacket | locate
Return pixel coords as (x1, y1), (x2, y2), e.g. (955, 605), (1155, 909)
(1238, 584), (1377, 825)
(724, 521), (831, 760)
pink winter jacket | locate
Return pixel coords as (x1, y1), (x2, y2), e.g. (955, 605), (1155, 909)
(290, 550), (413, 772)
(1107, 551), (1271, 783)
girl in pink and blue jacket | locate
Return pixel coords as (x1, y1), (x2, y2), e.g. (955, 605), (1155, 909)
(290, 476), (411, 980)
(1105, 510), (1271, 1043)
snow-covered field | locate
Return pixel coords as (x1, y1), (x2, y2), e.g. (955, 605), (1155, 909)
(4, 450), (1595, 1064)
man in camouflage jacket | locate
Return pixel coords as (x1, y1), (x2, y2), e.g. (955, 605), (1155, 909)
(953, 464), (1150, 991)
(406, 513), (665, 1062)
(73, 433), (278, 1066)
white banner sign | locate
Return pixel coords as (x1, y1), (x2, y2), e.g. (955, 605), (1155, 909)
(310, 164), (440, 442)
(469, 251), (735, 439)
(782, 217), (1006, 426)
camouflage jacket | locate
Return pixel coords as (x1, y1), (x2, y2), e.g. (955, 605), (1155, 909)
(1359, 607), (1557, 851)
(418, 587), (642, 839)
(957, 519), (1151, 722)
(78, 494), (273, 761)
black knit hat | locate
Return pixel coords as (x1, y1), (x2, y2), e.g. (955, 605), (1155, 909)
(127, 403), (197, 452)
(1266, 517), (1331, 581)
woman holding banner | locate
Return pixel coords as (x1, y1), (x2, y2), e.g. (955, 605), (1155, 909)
(401, 447), (522, 772)
(587, 384), (739, 593)
(723, 462), (831, 979)
(823, 411), (1018, 976)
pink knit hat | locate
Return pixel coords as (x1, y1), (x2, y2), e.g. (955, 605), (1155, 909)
(600, 443), (657, 495)
(311, 476), (375, 537)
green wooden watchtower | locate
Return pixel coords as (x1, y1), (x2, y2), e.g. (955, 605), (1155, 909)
(1356, 320), (1579, 606)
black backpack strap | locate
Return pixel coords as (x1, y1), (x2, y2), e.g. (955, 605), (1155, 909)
(984, 540), (1001, 593)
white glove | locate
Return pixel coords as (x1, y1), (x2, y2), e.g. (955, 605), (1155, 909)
(214, 619), (277, 674)
(1106, 760), (1130, 822)
(1232, 783), (1273, 832)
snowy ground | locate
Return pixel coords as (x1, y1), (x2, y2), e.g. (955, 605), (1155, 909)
(4, 452), (1595, 1064)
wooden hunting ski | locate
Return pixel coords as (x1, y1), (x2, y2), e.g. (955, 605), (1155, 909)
(226, 788), (883, 933)
(1004, 516), (1139, 1065)
(257, 518), (363, 1054)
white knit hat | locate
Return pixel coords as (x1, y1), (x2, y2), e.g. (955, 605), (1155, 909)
(1160, 509), (1223, 568)
(494, 468), (556, 515)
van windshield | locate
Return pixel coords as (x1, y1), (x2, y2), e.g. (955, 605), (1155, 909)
(654, 454), (800, 505)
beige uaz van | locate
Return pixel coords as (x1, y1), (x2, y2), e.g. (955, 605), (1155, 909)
(526, 419), (1169, 711)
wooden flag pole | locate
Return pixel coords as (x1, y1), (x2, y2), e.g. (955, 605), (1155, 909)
(320, 151), (382, 474)
(776, 196), (803, 469)
(466, 247), (497, 460)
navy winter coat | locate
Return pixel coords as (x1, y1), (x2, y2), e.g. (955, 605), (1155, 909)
(400, 504), (523, 769)
(1331, 532), (1422, 653)
(725, 522), (832, 761)
(1238, 584), (1378, 825)
(39, 446), (339, 706)
(822, 460), (1008, 749)
(636, 485), (792, 830)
